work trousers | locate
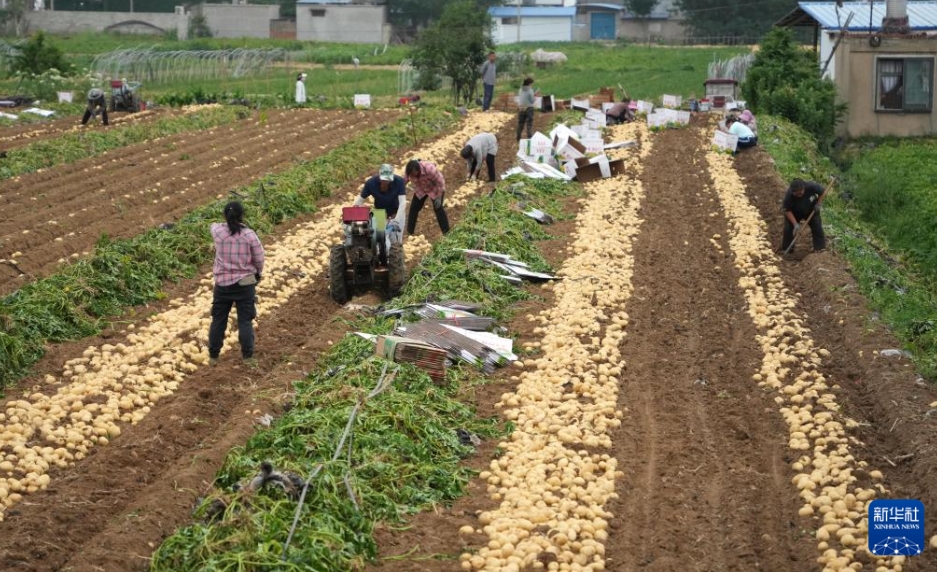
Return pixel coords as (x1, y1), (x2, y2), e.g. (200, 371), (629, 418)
(482, 83), (494, 111)
(736, 136), (758, 150)
(517, 108), (534, 141)
(407, 193), (450, 235)
(471, 153), (497, 182)
(208, 282), (257, 359)
(81, 106), (109, 126)
(781, 213), (825, 252)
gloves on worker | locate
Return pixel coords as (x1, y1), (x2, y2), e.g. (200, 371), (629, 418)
(814, 203), (822, 213)
(432, 196), (443, 210)
(793, 223), (801, 233)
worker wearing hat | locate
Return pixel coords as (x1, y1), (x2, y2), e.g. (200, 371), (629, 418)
(354, 164), (407, 250)
(295, 72), (307, 104)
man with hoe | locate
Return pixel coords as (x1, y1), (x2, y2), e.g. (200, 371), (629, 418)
(780, 178), (827, 254)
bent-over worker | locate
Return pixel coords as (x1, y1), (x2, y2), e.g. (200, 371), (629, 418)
(461, 132), (498, 182)
(405, 159), (449, 235)
(606, 98), (635, 125)
(781, 178), (827, 253)
(81, 88), (109, 126)
(354, 164), (407, 259)
(724, 115), (757, 151)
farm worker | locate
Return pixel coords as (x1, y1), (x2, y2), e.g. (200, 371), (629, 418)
(480, 51), (497, 111)
(606, 98), (635, 125)
(739, 109), (758, 135)
(354, 163), (407, 254)
(81, 87), (108, 126)
(780, 179), (827, 253)
(723, 115), (757, 151)
(405, 159), (450, 235)
(460, 132), (498, 182)
(517, 77), (539, 142)
(295, 73), (307, 104)
(207, 201), (265, 366)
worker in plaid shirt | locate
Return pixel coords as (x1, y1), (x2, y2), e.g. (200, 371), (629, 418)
(404, 159), (450, 235)
(207, 201), (265, 365)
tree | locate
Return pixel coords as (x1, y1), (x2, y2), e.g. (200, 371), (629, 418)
(410, 0), (494, 105)
(626, 0), (658, 18)
(742, 27), (846, 146)
(674, 0), (793, 42)
(0, 0), (29, 37)
(12, 32), (73, 76)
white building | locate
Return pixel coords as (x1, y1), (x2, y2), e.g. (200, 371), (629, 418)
(489, 5), (577, 44)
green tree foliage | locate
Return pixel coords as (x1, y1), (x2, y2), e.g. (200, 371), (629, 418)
(742, 27), (846, 145)
(410, 0), (494, 105)
(674, 0), (793, 41)
(626, 0), (659, 18)
(12, 32), (73, 76)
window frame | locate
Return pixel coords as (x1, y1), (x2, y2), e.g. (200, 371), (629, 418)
(310, 8), (326, 17)
(501, 17), (518, 25)
(874, 55), (934, 113)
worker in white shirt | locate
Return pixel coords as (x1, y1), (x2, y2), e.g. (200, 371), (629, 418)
(460, 132), (498, 182)
(295, 73), (307, 105)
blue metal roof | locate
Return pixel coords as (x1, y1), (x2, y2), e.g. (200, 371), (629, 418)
(489, 6), (577, 17)
(785, 2), (937, 31)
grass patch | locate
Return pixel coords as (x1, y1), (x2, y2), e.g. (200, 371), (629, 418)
(0, 106), (458, 394)
(149, 176), (573, 571)
(760, 115), (937, 378)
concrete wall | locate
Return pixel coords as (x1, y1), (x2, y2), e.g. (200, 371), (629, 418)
(297, 4), (388, 43)
(492, 17), (573, 44)
(202, 4), (280, 38)
(270, 18), (296, 39)
(618, 19), (688, 43)
(26, 10), (189, 39)
(834, 35), (937, 137)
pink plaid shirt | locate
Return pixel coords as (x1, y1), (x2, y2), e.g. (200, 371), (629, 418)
(211, 222), (265, 287)
(405, 161), (445, 200)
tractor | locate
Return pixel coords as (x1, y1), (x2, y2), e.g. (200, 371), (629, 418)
(109, 79), (143, 113)
(329, 206), (406, 304)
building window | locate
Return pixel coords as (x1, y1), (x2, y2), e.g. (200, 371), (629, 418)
(877, 57), (933, 112)
(501, 17), (518, 25)
(310, 8), (326, 17)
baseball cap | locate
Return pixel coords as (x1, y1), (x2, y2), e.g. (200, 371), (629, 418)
(379, 164), (394, 181)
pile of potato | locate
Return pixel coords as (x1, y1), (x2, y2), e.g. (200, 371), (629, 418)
(460, 123), (649, 572)
(0, 111), (513, 521)
(704, 148), (900, 572)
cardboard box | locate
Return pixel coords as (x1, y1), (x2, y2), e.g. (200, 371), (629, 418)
(553, 133), (585, 161)
(571, 97), (590, 111)
(662, 94), (682, 108)
(608, 158), (627, 177)
(573, 155), (611, 183)
(637, 100), (655, 114)
(376, 335), (432, 360)
(354, 94), (371, 108)
(712, 130), (738, 152)
(540, 94), (555, 112)
(584, 109), (607, 129)
(599, 87), (616, 98)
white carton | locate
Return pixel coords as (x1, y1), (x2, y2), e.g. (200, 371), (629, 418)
(662, 94), (682, 108)
(712, 130), (738, 152)
(354, 94), (371, 108)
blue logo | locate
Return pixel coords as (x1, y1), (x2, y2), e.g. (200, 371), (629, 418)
(868, 499), (925, 556)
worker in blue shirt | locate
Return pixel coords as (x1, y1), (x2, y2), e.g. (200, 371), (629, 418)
(354, 164), (407, 257)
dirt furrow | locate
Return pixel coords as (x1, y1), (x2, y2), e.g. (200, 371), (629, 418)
(0, 112), (521, 572)
(0, 110), (400, 294)
(0, 109), (170, 153)
(603, 122), (816, 571)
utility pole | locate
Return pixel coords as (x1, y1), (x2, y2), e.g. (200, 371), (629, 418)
(516, 0), (521, 43)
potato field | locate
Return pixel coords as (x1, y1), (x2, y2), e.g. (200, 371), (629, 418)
(1, 104), (937, 572)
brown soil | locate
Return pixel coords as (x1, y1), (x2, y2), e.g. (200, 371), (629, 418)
(0, 111), (529, 572)
(367, 119), (937, 572)
(6, 108), (936, 572)
(0, 108), (401, 296)
(0, 109), (172, 153)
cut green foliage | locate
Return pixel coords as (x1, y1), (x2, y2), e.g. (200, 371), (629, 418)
(0, 107), (458, 393)
(0, 106), (242, 181)
(761, 115), (937, 378)
(150, 176), (575, 571)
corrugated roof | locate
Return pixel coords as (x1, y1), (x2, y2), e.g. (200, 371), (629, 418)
(488, 6), (577, 17)
(576, 3), (625, 11)
(777, 1), (937, 31)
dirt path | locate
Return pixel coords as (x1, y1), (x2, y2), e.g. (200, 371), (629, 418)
(0, 108), (400, 295)
(602, 124), (815, 571)
(0, 112), (528, 572)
